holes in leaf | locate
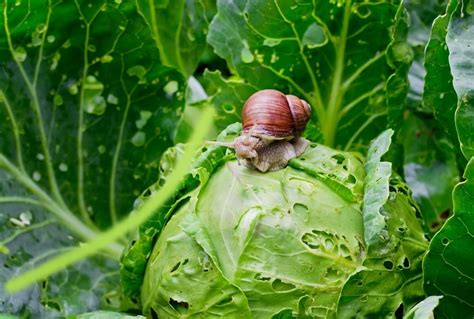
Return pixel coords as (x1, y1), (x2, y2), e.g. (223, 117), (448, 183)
(440, 209), (450, 219)
(360, 295), (368, 303)
(339, 244), (350, 256)
(332, 154), (345, 164)
(221, 103), (235, 114)
(441, 238), (450, 246)
(201, 147), (208, 153)
(403, 257), (410, 268)
(216, 297), (233, 306)
(430, 222), (440, 231)
(395, 303), (404, 319)
(271, 279), (296, 292)
(293, 203), (308, 217)
(325, 267), (340, 281)
(44, 301), (61, 311)
(346, 174), (356, 184)
(201, 255), (212, 272)
(357, 281), (364, 287)
(169, 298), (189, 312)
(310, 144), (316, 148)
(302, 232), (319, 249)
(255, 273), (271, 281)
(299, 157), (306, 161)
(383, 260), (393, 270)
(150, 308), (158, 319)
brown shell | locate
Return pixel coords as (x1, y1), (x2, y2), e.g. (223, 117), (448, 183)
(241, 89), (311, 139)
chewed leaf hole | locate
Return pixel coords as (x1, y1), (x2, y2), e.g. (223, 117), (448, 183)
(403, 257), (410, 268)
(170, 262), (181, 273)
(293, 203), (309, 215)
(169, 298), (189, 312)
(271, 279), (296, 292)
(346, 174), (356, 184)
(383, 260), (393, 270)
(216, 297), (233, 306)
(255, 273), (271, 281)
(441, 238), (449, 245)
(332, 154), (345, 164)
(357, 281), (364, 287)
(302, 232), (319, 249)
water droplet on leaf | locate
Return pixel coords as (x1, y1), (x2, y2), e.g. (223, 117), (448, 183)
(131, 132), (146, 147)
(33, 171), (42, 181)
(98, 145), (106, 154)
(59, 163), (68, 172)
(263, 38), (281, 47)
(135, 110), (152, 129)
(47, 35), (55, 43)
(83, 75), (106, 115)
(13, 46), (27, 62)
(100, 55), (113, 63)
(107, 94), (119, 105)
(164, 81), (178, 95)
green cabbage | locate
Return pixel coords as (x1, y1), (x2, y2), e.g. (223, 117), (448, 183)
(121, 126), (428, 318)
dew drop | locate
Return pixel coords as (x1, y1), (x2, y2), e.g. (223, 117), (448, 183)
(36, 153), (45, 161)
(131, 132), (146, 147)
(127, 65), (147, 83)
(100, 54), (113, 63)
(50, 51), (61, 71)
(58, 163), (68, 172)
(164, 81), (178, 95)
(263, 38), (281, 47)
(13, 46), (27, 62)
(54, 94), (63, 106)
(47, 35), (55, 43)
(19, 211), (32, 225)
(107, 94), (119, 105)
(83, 76), (106, 115)
(68, 83), (79, 95)
(98, 145), (106, 154)
(240, 46), (254, 63)
(33, 171), (42, 181)
(87, 44), (97, 52)
(114, 0), (122, 3)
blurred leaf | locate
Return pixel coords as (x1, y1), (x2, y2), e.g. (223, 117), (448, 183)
(137, 0), (215, 76)
(0, 0), (185, 228)
(424, 158), (474, 318)
(404, 295), (442, 319)
(400, 114), (459, 233)
(69, 310), (145, 318)
(422, 0), (463, 163)
(207, 0), (410, 150)
(0, 174), (121, 317)
(446, 2), (474, 160)
(404, 0), (449, 110)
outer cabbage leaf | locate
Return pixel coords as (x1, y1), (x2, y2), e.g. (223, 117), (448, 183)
(337, 130), (428, 317)
(207, 0), (410, 149)
(403, 296), (442, 319)
(120, 124), (240, 300)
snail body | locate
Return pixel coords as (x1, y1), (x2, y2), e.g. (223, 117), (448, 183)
(231, 89), (312, 172)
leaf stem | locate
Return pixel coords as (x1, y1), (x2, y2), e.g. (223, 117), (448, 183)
(0, 154), (123, 259)
(323, 0), (352, 147)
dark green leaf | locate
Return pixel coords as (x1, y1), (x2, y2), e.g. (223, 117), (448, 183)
(399, 114), (459, 233)
(0, 0), (184, 229)
(0, 176), (121, 317)
(136, 0), (215, 76)
(424, 158), (474, 318)
(207, 0), (408, 149)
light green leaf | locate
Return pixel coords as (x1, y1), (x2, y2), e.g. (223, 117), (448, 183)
(424, 158), (474, 318)
(208, 0), (408, 149)
(362, 129), (394, 248)
(404, 296), (442, 319)
(137, 0), (215, 76)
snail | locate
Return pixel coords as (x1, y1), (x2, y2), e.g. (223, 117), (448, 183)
(211, 89), (312, 172)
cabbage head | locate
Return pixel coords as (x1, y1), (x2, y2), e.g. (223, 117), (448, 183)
(121, 125), (428, 318)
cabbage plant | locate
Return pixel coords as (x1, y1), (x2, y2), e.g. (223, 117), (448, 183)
(121, 125), (427, 318)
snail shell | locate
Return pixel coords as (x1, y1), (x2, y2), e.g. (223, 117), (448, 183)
(242, 89), (311, 140)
